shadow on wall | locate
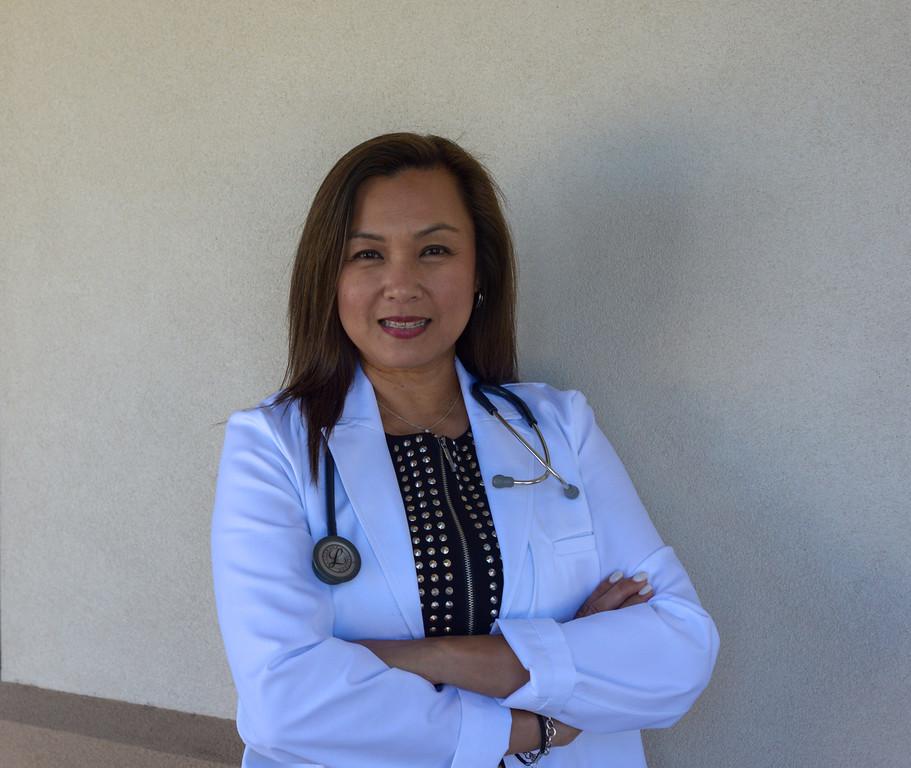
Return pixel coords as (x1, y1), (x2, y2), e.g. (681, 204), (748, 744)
(511, 126), (908, 766)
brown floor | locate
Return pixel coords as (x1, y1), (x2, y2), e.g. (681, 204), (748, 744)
(0, 681), (243, 767)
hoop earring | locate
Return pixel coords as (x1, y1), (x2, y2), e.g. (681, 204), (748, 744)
(474, 291), (484, 309)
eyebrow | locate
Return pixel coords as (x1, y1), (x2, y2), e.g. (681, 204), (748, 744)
(347, 222), (460, 241)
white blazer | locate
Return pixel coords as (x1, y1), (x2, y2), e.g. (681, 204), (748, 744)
(211, 355), (720, 768)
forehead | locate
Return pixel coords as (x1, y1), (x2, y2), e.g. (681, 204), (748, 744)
(350, 167), (472, 230)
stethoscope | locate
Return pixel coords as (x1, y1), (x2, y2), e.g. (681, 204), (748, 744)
(311, 381), (581, 585)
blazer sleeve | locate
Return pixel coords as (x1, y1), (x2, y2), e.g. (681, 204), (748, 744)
(211, 408), (512, 767)
(489, 389), (720, 734)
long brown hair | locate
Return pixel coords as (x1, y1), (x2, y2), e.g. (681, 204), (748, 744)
(223, 132), (519, 486)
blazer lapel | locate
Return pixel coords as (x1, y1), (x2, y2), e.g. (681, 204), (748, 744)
(323, 362), (426, 639)
(455, 358), (537, 621)
(324, 356), (537, 638)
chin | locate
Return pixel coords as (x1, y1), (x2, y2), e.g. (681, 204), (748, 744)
(363, 345), (457, 371)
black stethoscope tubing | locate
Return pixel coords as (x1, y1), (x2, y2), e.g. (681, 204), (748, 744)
(312, 381), (579, 585)
(311, 431), (364, 585)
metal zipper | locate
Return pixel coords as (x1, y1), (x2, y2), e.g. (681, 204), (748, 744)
(436, 435), (475, 635)
(438, 434), (458, 472)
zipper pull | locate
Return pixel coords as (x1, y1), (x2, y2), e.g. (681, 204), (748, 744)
(437, 435), (458, 473)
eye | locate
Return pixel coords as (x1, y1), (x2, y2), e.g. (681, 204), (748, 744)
(422, 245), (451, 257)
(350, 249), (382, 260)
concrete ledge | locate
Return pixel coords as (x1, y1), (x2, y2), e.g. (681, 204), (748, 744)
(0, 681), (242, 765)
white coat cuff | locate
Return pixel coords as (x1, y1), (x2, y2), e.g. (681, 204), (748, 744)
(490, 617), (575, 714)
(452, 687), (512, 768)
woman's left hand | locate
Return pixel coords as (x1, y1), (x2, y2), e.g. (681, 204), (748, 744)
(574, 570), (654, 619)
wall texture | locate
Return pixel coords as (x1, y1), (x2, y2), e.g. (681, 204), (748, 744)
(2, 2), (908, 766)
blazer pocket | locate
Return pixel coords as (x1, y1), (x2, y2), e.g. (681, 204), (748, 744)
(546, 531), (600, 617)
(551, 531), (596, 555)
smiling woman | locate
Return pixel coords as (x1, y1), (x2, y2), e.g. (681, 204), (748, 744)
(211, 132), (719, 768)
(269, 132), (519, 476)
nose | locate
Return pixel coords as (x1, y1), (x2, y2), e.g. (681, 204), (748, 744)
(383, 257), (422, 302)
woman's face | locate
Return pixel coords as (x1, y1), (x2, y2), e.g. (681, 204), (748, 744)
(337, 166), (478, 373)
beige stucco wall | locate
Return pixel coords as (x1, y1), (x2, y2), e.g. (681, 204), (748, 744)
(2, 2), (908, 765)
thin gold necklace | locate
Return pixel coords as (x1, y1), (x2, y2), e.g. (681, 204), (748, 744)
(378, 391), (461, 434)
(379, 392), (463, 471)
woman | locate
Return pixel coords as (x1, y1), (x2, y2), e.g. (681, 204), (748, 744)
(211, 132), (719, 768)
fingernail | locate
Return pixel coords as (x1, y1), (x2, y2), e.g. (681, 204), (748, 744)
(638, 583), (653, 596)
(608, 570), (623, 583)
(633, 571), (648, 582)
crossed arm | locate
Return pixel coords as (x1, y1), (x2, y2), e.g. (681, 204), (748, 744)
(353, 569), (654, 754)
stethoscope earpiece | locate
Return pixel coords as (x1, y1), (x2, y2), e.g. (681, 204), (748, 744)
(495, 472), (580, 498)
(472, 381), (581, 501)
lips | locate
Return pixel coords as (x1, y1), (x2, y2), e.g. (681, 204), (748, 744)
(378, 316), (431, 339)
(379, 317), (431, 329)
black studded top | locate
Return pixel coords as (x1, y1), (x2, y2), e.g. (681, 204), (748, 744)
(385, 428), (504, 637)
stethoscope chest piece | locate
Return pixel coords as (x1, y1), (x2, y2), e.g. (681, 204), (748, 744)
(312, 534), (361, 585)
(314, 442), (362, 584)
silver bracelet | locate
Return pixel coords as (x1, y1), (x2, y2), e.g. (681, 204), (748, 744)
(516, 715), (557, 765)
(542, 716), (557, 755)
